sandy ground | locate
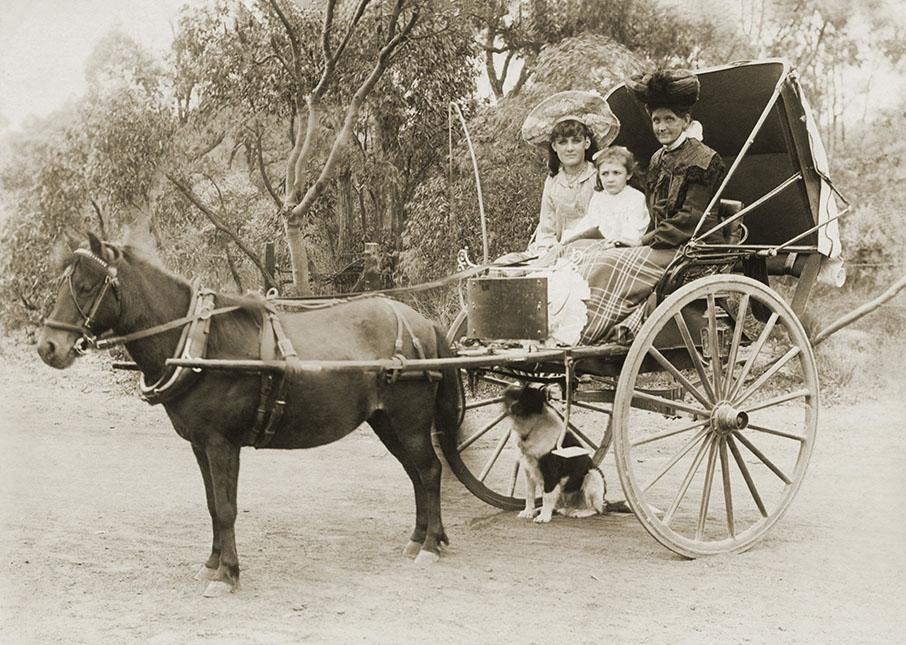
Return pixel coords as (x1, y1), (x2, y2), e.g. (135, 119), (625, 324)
(1, 340), (904, 644)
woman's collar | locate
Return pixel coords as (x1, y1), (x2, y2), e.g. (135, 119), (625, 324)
(664, 121), (704, 152)
(559, 161), (595, 183)
(665, 131), (689, 152)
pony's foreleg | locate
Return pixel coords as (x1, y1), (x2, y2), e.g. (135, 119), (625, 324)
(368, 412), (428, 558)
(191, 443), (221, 579)
(200, 435), (241, 596)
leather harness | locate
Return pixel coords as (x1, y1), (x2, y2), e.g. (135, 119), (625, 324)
(45, 249), (438, 449)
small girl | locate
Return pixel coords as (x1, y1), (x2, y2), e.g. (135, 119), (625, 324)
(560, 146), (650, 248)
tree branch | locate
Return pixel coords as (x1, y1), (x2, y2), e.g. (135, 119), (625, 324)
(289, 1), (418, 222)
(250, 125), (282, 208)
(267, 0), (303, 86)
(484, 30), (504, 99)
(88, 198), (108, 239)
(268, 34), (294, 77)
(509, 53), (533, 96)
(165, 173), (276, 288)
(189, 131), (226, 161)
(223, 238), (245, 292)
(328, 0), (370, 68)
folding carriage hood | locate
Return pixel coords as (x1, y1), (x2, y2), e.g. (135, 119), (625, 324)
(606, 59), (844, 259)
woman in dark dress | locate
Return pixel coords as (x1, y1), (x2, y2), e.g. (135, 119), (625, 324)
(633, 70), (726, 249)
(571, 69), (726, 344)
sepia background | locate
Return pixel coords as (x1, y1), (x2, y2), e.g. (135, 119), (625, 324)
(1, 1), (904, 642)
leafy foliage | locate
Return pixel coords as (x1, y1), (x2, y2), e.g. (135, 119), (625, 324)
(400, 34), (643, 281)
(829, 107), (906, 287)
(0, 0), (903, 334)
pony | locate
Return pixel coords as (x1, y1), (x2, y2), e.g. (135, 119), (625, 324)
(36, 233), (463, 596)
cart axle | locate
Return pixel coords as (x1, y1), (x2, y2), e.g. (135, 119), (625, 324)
(711, 403), (749, 434)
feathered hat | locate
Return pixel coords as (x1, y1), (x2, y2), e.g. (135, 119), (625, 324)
(521, 90), (620, 149)
(625, 69), (700, 113)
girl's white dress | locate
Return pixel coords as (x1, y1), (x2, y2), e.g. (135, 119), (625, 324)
(541, 186), (650, 345)
(564, 185), (649, 245)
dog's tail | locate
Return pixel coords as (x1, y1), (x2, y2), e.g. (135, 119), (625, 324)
(431, 324), (464, 446)
(589, 467), (633, 514)
(584, 468), (607, 515)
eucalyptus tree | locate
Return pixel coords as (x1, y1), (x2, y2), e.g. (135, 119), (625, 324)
(170, 0), (477, 295)
(0, 30), (175, 328)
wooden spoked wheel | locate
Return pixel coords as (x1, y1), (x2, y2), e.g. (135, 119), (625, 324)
(613, 275), (818, 557)
(440, 310), (614, 510)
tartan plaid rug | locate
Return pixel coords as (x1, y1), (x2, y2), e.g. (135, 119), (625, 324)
(563, 242), (677, 344)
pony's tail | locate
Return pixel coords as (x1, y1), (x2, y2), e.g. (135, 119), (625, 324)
(432, 324), (464, 444)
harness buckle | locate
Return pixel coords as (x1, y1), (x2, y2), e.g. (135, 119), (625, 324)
(74, 335), (95, 355)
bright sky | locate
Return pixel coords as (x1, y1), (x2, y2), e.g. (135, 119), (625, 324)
(0, 0), (193, 130)
(1, 0), (903, 132)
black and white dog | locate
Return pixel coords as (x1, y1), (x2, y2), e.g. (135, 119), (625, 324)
(504, 384), (606, 523)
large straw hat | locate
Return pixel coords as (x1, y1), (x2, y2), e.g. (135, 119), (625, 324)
(521, 90), (620, 149)
(625, 69), (700, 112)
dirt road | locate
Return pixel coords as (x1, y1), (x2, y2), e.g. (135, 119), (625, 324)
(1, 340), (904, 643)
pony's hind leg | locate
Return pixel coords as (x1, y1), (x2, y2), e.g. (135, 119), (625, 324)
(368, 411), (429, 558)
(198, 435), (242, 596)
(374, 404), (447, 564)
(191, 443), (221, 579)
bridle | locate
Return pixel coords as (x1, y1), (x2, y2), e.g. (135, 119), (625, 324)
(43, 248), (120, 355)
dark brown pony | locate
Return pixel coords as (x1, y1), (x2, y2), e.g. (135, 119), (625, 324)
(37, 234), (462, 596)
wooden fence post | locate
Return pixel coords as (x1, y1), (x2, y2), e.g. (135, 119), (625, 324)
(263, 242), (277, 291)
(362, 242), (381, 291)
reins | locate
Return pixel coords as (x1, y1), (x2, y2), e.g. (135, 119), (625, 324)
(95, 302), (242, 350)
(272, 253), (535, 307)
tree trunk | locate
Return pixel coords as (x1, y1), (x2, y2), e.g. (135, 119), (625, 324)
(284, 220), (309, 296)
(336, 170), (354, 260)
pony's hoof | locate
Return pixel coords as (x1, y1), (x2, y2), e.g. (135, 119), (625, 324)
(403, 540), (422, 558)
(202, 580), (236, 597)
(194, 565), (218, 581)
(414, 550), (439, 566)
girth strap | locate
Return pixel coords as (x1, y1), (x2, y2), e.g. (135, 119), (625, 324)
(382, 298), (442, 383)
(245, 305), (300, 448)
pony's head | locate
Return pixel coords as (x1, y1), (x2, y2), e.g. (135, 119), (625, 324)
(37, 232), (123, 369)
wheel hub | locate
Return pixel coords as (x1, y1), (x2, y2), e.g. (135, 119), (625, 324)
(711, 402), (748, 435)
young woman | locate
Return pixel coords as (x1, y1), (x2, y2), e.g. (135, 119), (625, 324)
(519, 90), (620, 257)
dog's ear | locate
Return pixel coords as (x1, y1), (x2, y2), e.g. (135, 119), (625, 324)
(523, 386), (547, 415)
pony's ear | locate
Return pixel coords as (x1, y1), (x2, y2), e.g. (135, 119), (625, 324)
(87, 232), (119, 264)
(88, 232), (103, 256)
(102, 243), (121, 263)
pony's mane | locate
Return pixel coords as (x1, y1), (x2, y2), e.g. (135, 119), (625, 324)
(118, 242), (268, 313)
(118, 243), (192, 288)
